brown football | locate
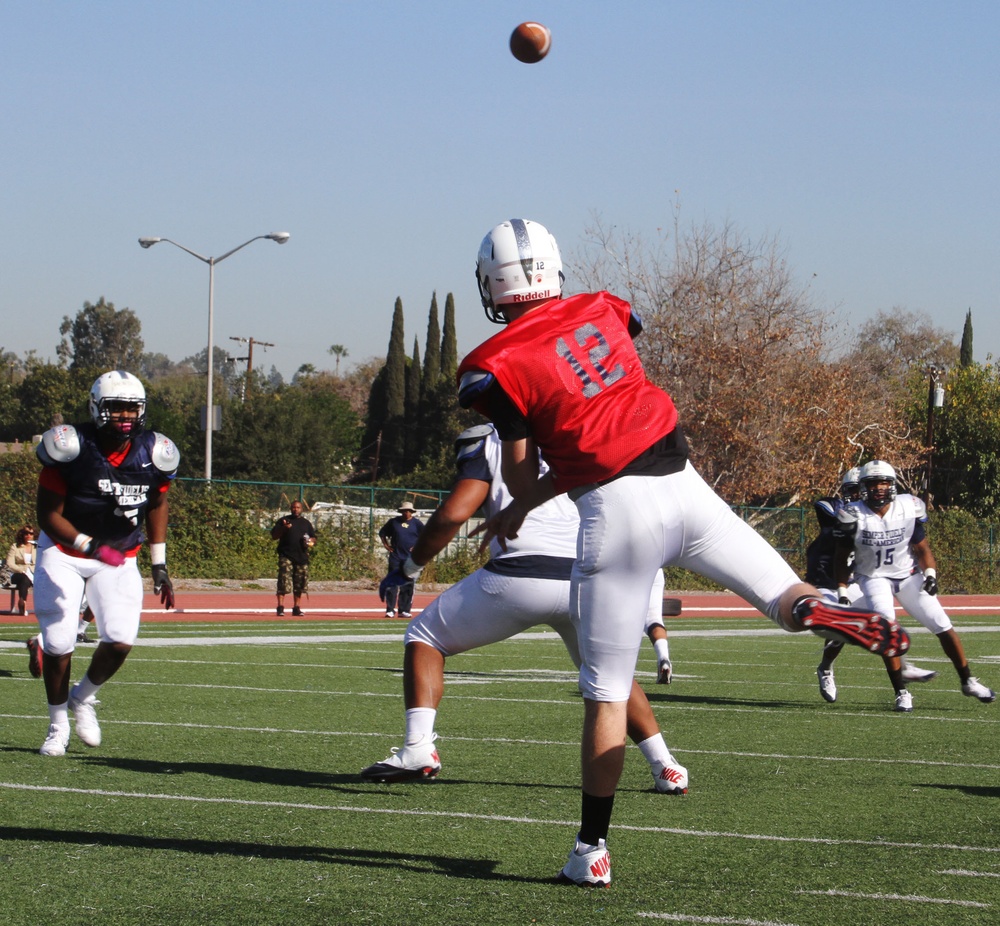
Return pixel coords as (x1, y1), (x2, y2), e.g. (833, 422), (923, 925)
(509, 21), (551, 64)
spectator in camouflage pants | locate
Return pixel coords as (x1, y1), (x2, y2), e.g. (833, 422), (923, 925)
(271, 500), (316, 616)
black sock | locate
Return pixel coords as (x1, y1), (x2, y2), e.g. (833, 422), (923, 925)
(579, 790), (615, 847)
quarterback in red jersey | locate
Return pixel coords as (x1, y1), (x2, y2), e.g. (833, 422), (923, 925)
(458, 219), (909, 887)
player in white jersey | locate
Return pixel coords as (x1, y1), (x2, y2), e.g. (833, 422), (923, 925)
(360, 423), (688, 795)
(811, 468), (935, 704)
(833, 460), (995, 711)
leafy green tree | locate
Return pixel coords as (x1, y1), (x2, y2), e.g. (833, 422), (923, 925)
(926, 361), (1000, 516)
(58, 297), (144, 372)
(9, 364), (90, 439)
(212, 376), (361, 483)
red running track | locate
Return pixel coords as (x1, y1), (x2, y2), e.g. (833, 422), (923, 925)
(4, 590), (1000, 624)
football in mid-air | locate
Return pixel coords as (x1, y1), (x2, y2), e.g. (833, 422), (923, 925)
(509, 22), (551, 64)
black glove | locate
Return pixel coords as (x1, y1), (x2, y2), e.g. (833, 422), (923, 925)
(922, 574), (938, 596)
(838, 596), (850, 606)
(151, 563), (175, 609)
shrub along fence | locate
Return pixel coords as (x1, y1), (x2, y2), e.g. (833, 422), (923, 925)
(1, 444), (998, 591)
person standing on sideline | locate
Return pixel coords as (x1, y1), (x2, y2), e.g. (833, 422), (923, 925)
(271, 499), (316, 616)
(7, 525), (36, 615)
(33, 370), (178, 757)
(458, 219), (908, 887)
(832, 459), (995, 712)
(378, 501), (424, 618)
(362, 423), (688, 794)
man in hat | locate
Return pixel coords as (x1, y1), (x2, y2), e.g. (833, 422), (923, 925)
(378, 501), (424, 618)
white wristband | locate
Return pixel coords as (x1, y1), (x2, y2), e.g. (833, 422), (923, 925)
(73, 533), (93, 552)
(150, 542), (166, 566)
(402, 555), (423, 580)
(837, 585), (849, 599)
(924, 568), (936, 579)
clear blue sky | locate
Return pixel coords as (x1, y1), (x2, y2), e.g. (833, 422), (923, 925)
(2, 1), (998, 382)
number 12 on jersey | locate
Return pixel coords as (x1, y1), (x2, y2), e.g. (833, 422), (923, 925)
(555, 323), (625, 399)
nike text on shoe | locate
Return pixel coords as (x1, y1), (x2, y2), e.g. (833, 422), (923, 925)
(961, 677), (997, 703)
(894, 690), (913, 712)
(69, 693), (102, 747)
(656, 658), (672, 684)
(793, 597), (910, 657)
(900, 663), (937, 683)
(26, 637), (43, 678)
(40, 724), (70, 757)
(557, 837), (612, 887)
(359, 735), (441, 783)
(817, 667), (837, 703)
(652, 759), (688, 794)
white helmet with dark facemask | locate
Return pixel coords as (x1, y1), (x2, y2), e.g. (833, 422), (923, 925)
(475, 219), (564, 324)
(860, 459), (897, 507)
(88, 370), (146, 439)
(840, 467), (861, 502)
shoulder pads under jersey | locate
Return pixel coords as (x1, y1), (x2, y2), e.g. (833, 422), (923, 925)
(454, 423), (495, 463)
(458, 370), (495, 409)
(151, 432), (180, 477)
(834, 504), (860, 537)
(37, 424), (81, 466)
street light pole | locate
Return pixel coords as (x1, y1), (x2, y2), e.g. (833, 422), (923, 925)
(138, 232), (289, 480)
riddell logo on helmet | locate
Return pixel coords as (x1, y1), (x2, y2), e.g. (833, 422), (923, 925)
(511, 289), (553, 302)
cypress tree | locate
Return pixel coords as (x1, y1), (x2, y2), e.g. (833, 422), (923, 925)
(405, 337), (423, 467)
(441, 292), (458, 382)
(423, 292), (442, 389)
(960, 309), (974, 367)
(385, 297), (407, 418)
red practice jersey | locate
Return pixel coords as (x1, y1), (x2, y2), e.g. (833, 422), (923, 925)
(458, 292), (678, 493)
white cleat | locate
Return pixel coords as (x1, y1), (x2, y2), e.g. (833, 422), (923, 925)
(69, 693), (102, 747)
(557, 837), (611, 887)
(894, 690), (913, 712)
(359, 734), (441, 783)
(817, 667), (837, 703)
(40, 724), (70, 757)
(961, 677), (996, 703)
(652, 758), (688, 794)
(900, 663), (937, 683)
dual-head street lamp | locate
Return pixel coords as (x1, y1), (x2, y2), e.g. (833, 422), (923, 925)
(138, 232), (289, 481)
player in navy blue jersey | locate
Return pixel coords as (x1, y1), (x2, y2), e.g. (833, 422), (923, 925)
(33, 371), (179, 756)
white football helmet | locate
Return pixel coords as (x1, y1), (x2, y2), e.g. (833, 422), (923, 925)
(475, 218), (564, 323)
(89, 370), (146, 437)
(860, 459), (897, 507)
(840, 467), (861, 502)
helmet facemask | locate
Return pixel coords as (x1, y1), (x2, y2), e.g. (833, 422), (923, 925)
(88, 371), (147, 441)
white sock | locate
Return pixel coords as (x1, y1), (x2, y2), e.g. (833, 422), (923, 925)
(636, 733), (673, 768)
(653, 638), (671, 663)
(49, 702), (69, 727)
(71, 674), (102, 703)
(404, 707), (436, 745)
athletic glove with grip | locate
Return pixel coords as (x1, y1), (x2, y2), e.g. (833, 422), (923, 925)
(83, 539), (126, 567)
(151, 563), (175, 609)
(922, 574), (938, 596)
